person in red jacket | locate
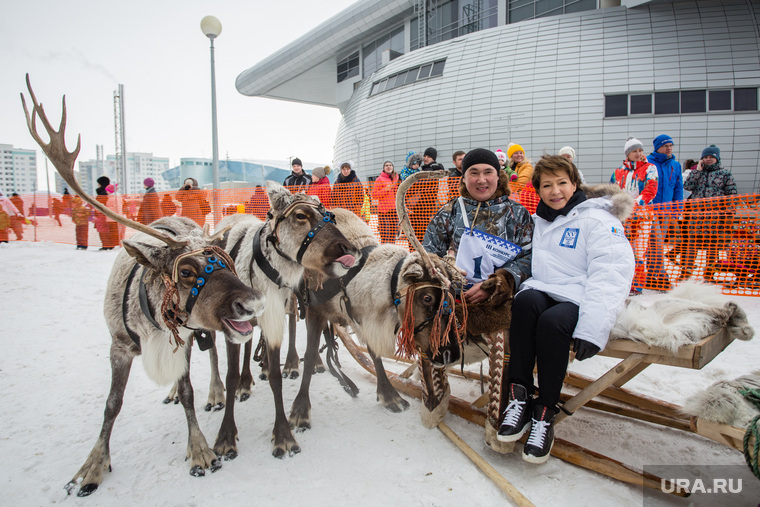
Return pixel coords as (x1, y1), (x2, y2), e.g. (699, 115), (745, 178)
(307, 166), (332, 208)
(371, 160), (400, 243)
(610, 137), (659, 293)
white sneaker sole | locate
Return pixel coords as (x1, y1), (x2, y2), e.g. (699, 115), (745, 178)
(496, 422), (530, 443)
(522, 440), (554, 464)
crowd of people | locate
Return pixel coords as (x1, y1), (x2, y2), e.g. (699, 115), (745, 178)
(0, 138), (746, 465)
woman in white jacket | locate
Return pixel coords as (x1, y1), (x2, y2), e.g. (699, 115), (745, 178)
(497, 155), (635, 464)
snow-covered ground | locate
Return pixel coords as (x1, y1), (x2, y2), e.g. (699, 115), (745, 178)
(1, 241), (757, 506)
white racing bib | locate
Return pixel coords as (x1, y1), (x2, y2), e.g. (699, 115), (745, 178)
(454, 198), (522, 283)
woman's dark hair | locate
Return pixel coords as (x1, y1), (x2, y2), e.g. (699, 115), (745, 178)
(684, 159), (697, 170)
(531, 154), (583, 189)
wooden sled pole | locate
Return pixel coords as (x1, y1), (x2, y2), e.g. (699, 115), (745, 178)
(334, 325), (686, 497)
(438, 422), (535, 507)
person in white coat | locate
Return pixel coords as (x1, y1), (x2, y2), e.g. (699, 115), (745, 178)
(497, 154), (635, 464)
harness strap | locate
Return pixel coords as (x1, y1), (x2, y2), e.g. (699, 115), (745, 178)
(296, 211), (336, 264)
(123, 263), (143, 347)
(390, 256), (406, 306)
(139, 267), (162, 331)
(252, 226), (284, 288)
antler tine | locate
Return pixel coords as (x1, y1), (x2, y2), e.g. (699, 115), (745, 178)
(205, 224), (231, 243)
(395, 169), (448, 276)
(20, 74), (188, 249)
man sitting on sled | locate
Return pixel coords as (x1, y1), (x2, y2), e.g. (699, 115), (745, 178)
(498, 155), (635, 463)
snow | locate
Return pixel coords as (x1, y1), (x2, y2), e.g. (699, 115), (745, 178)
(1, 241), (757, 506)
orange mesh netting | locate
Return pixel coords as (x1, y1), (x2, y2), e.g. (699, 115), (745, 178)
(6, 183), (758, 296)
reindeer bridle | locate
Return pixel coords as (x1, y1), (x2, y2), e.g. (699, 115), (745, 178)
(266, 200), (336, 265)
(391, 257), (461, 359)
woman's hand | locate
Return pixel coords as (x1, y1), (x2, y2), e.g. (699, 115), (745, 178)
(464, 282), (488, 304)
(696, 159), (704, 171)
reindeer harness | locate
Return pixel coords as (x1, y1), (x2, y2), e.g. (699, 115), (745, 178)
(122, 245), (235, 351)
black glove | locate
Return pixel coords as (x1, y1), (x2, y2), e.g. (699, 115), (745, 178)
(573, 338), (600, 361)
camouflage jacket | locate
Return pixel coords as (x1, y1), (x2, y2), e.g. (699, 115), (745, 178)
(422, 171), (533, 286)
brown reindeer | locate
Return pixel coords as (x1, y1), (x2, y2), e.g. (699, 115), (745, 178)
(20, 75), (266, 496)
(288, 171), (466, 430)
(212, 194), (361, 460)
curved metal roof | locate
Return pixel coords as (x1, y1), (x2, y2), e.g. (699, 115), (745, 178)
(235, 0), (414, 107)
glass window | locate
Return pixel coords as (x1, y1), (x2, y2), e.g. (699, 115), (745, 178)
(681, 90), (706, 113)
(392, 71), (408, 89)
(630, 94), (652, 114)
(605, 95), (627, 117)
(418, 64), (433, 79)
(410, 17), (420, 51)
(709, 90), (731, 111)
(431, 60), (446, 76)
(655, 91), (679, 114)
(377, 79), (389, 93)
(363, 27), (405, 78)
(734, 88), (758, 111)
(405, 67), (420, 84)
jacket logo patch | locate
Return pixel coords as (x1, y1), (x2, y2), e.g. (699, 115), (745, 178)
(559, 228), (579, 249)
(611, 226), (627, 239)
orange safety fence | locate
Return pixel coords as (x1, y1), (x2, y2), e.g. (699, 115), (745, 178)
(3, 181), (759, 296)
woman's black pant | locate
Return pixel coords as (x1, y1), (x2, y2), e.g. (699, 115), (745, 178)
(508, 289), (579, 408)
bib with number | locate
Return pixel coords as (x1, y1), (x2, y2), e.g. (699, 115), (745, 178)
(454, 198), (522, 283)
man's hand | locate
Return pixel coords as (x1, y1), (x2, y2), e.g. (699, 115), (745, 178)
(463, 282), (489, 304)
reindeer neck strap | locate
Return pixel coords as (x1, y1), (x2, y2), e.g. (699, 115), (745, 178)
(252, 226), (285, 288)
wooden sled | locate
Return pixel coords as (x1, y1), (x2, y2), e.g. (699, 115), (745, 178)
(337, 322), (756, 496)
(334, 324), (690, 497)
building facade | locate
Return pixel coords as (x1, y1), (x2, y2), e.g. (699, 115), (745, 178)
(0, 144), (37, 195)
(78, 152), (170, 195)
(236, 0), (760, 193)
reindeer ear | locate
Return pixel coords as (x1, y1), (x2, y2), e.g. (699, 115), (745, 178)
(122, 238), (168, 268)
(266, 181), (292, 212)
(402, 261), (425, 284)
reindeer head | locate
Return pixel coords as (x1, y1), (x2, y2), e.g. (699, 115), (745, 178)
(20, 75), (265, 346)
(265, 181), (360, 278)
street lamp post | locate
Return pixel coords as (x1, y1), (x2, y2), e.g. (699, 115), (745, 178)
(200, 15), (222, 221)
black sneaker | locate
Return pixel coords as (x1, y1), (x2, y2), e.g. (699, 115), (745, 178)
(522, 404), (557, 464)
(497, 384), (532, 442)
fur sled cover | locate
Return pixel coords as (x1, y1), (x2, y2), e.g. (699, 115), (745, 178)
(682, 370), (760, 428)
(609, 280), (754, 353)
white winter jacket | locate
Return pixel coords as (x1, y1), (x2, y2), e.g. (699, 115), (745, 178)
(520, 186), (635, 350)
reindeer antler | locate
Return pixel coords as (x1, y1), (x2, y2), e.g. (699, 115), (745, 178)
(395, 169), (448, 275)
(20, 74), (187, 249)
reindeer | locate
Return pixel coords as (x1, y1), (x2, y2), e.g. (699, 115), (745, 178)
(212, 191), (361, 460)
(19, 75), (266, 496)
(287, 171), (467, 430)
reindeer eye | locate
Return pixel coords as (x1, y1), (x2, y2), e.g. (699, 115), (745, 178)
(295, 212), (308, 220)
(423, 294), (434, 304)
(179, 269), (192, 278)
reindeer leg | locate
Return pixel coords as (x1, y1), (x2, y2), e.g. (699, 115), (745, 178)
(204, 334), (225, 412)
(163, 381), (180, 405)
(65, 345), (134, 497)
(283, 305), (300, 379)
(177, 346), (221, 476)
(289, 308), (325, 431)
(267, 343), (301, 457)
(237, 337), (254, 402)
(368, 347), (409, 412)
(313, 328), (326, 374)
(257, 335), (270, 381)
(214, 339), (241, 460)
(418, 358), (450, 428)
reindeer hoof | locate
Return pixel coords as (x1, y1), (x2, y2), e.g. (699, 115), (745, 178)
(222, 449), (238, 461)
(64, 481), (77, 495)
(77, 483), (99, 497)
(239, 393), (250, 402)
(314, 364), (326, 374)
(210, 458), (222, 473)
(163, 396), (177, 404)
(189, 465), (206, 477)
(204, 403), (212, 412)
(295, 422), (311, 432)
(212, 402), (224, 412)
(289, 371), (299, 380)
(272, 448), (286, 459)
(259, 373), (269, 381)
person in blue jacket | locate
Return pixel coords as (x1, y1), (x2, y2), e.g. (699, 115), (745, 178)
(645, 134), (683, 290)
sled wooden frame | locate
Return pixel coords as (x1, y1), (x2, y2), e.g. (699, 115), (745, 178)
(336, 323), (756, 497)
(333, 325), (690, 498)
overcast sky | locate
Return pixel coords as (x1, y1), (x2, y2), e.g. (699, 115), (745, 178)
(1, 0), (357, 188)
